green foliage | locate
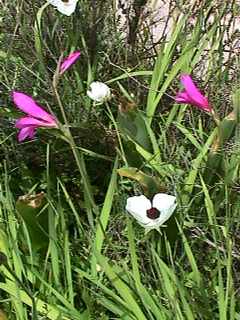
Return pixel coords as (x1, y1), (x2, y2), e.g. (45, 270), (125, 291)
(0, 0), (240, 319)
(117, 167), (162, 197)
(16, 192), (49, 251)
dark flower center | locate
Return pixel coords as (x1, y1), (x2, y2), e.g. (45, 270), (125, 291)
(146, 207), (160, 220)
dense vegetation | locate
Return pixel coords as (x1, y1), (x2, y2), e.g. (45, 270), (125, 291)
(0, 0), (240, 319)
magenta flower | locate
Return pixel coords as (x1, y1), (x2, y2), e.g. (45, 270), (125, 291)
(12, 91), (58, 142)
(175, 74), (211, 112)
(60, 51), (81, 74)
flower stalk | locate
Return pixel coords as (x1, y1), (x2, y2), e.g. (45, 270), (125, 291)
(52, 65), (97, 217)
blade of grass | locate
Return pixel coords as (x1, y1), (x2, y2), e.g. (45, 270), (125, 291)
(95, 251), (147, 320)
(75, 268), (136, 318)
(0, 281), (70, 320)
(182, 128), (217, 205)
(92, 157), (118, 275)
(178, 223), (201, 286)
(127, 219), (165, 320)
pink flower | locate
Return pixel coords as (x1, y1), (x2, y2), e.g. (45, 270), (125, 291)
(60, 51), (81, 74)
(12, 91), (58, 142)
(175, 74), (211, 112)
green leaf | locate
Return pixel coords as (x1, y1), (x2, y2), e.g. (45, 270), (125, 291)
(34, 3), (49, 65)
(181, 128), (217, 205)
(127, 219), (165, 319)
(16, 192), (49, 251)
(92, 157), (118, 275)
(123, 141), (144, 168)
(205, 109), (238, 185)
(95, 251), (147, 320)
(106, 71), (153, 84)
(146, 13), (189, 123)
(0, 281), (70, 320)
(118, 110), (152, 153)
(117, 167), (163, 197)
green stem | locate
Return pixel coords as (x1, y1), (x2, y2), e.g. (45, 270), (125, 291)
(211, 108), (220, 127)
(52, 78), (97, 219)
(105, 102), (127, 164)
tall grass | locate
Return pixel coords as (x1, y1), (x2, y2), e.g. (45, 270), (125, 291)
(0, 0), (239, 319)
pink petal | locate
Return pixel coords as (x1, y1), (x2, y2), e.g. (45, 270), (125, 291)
(175, 91), (193, 104)
(180, 74), (211, 111)
(60, 51), (81, 74)
(15, 116), (57, 129)
(18, 127), (36, 142)
(12, 91), (56, 123)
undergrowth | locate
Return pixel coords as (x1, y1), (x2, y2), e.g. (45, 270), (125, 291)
(0, 0), (240, 319)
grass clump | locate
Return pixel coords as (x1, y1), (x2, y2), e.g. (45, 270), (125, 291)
(0, 0), (239, 319)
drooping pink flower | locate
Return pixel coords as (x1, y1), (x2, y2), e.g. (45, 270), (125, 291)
(175, 74), (211, 112)
(60, 51), (81, 74)
(12, 91), (58, 142)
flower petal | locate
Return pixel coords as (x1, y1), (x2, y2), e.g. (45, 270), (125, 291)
(12, 92), (56, 123)
(48, 0), (59, 5)
(60, 51), (81, 74)
(126, 195), (152, 225)
(175, 91), (192, 104)
(152, 193), (177, 226)
(180, 74), (211, 111)
(17, 127), (36, 142)
(48, 0), (78, 16)
(87, 81), (111, 103)
(15, 116), (56, 129)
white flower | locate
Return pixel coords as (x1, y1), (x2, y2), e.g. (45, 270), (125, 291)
(87, 81), (111, 103)
(48, 0), (78, 16)
(126, 193), (177, 230)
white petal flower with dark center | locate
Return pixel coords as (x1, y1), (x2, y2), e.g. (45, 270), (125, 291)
(126, 193), (177, 230)
(48, 0), (78, 16)
(87, 81), (111, 103)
